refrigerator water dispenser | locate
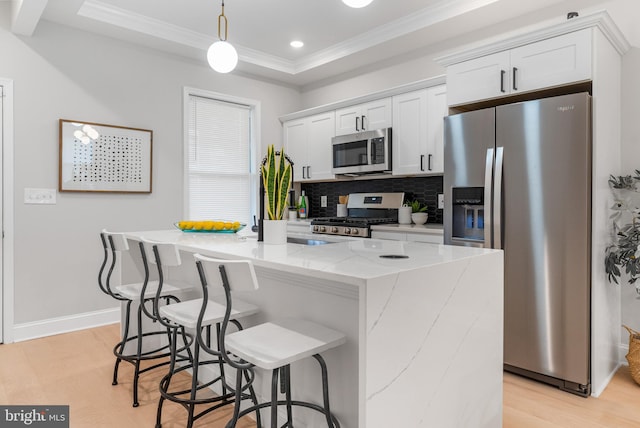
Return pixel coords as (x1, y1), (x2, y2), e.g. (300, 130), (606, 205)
(451, 187), (484, 242)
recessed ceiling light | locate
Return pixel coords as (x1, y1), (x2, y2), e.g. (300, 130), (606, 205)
(290, 40), (304, 48)
(342, 0), (373, 8)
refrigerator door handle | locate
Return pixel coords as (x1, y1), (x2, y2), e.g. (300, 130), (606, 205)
(494, 147), (504, 249)
(484, 148), (494, 248)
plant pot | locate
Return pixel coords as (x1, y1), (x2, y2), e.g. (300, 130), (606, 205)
(624, 325), (640, 386)
(411, 212), (428, 225)
(262, 219), (288, 245)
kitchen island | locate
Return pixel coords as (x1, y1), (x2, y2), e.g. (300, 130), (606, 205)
(119, 229), (503, 428)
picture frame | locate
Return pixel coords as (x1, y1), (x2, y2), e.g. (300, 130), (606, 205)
(59, 119), (153, 193)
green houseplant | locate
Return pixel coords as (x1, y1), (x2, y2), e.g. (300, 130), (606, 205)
(406, 199), (428, 225)
(406, 199), (428, 213)
(261, 144), (292, 221)
(604, 170), (640, 386)
(605, 170), (640, 288)
(261, 145), (292, 244)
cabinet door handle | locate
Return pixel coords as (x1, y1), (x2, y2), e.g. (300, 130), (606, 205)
(307, 166), (311, 178)
(500, 70), (506, 93)
(361, 115), (366, 130)
(355, 116), (360, 131)
(420, 154), (425, 171)
(302, 166), (307, 179)
(512, 67), (518, 91)
(428, 154), (433, 171)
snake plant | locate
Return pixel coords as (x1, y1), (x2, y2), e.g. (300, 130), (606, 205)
(261, 144), (292, 220)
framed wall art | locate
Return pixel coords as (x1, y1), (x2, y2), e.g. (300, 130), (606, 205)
(59, 119), (153, 193)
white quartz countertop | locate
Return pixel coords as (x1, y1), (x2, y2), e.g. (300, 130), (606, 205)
(123, 229), (496, 287)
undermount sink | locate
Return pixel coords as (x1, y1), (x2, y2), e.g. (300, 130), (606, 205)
(287, 237), (335, 246)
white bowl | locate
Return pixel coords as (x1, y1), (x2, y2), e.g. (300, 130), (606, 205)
(411, 212), (428, 225)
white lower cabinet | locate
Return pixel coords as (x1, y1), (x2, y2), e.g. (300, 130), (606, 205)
(371, 230), (443, 244)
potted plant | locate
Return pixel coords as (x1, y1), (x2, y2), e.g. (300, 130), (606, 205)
(605, 170), (640, 385)
(261, 144), (292, 244)
(407, 199), (428, 225)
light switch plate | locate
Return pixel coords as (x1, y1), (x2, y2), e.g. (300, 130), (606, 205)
(438, 194), (444, 209)
(321, 195), (328, 207)
(25, 188), (57, 204)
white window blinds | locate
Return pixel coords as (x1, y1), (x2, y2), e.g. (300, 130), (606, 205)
(187, 95), (254, 225)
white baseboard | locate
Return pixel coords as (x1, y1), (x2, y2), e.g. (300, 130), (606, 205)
(12, 307), (120, 342)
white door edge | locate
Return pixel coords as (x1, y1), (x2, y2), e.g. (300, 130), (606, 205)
(0, 78), (15, 344)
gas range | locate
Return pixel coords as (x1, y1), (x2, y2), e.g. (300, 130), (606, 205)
(311, 217), (396, 237)
(310, 192), (404, 238)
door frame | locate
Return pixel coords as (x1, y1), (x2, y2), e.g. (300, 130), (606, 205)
(0, 78), (15, 344)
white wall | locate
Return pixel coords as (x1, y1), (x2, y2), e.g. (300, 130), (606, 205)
(0, 5), (301, 329)
(620, 47), (640, 339)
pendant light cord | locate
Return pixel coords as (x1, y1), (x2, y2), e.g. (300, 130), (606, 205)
(218, 1), (228, 41)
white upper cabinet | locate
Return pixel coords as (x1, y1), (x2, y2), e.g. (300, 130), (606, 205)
(283, 112), (335, 182)
(392, 84), (447, 175)
(446, 28), (592, 106)
(335, 98), (392, 136)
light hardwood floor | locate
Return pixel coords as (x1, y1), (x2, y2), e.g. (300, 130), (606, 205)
(1, 323), (639, 427)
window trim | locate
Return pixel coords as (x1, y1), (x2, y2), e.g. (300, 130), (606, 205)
(182, 87), (261, 221)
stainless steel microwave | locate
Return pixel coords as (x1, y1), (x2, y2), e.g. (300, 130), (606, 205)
(331, 128), (392, 175)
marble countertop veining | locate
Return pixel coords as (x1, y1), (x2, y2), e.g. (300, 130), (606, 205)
(123, 229), (497, 287)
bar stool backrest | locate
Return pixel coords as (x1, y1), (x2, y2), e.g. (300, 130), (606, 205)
(99, 230), (131, 299)
(107, 231), (130, 252)
(142, 238), (182, 267)
(193, 253), (259, 293)
(193, 253), (259, 370)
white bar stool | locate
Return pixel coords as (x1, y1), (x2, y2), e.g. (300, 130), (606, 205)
(99, 230), (191, 407)
(146, 240), (261, 428)
(194, 253), (346, 428)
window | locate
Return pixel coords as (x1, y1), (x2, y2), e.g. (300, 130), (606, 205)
(185, 89), (259, 226)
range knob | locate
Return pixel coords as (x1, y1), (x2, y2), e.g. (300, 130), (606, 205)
(313, 225), (319, 232)
(320, 226), (327, 233)
(351, 229), (360, 235)
(331, 227), (339, 233)
(344, 227), (351, 234)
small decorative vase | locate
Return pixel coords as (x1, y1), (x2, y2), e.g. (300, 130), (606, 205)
(262, 219), (288, 244)
(411, 212), (428, 225)
(398, 206), (412, 224)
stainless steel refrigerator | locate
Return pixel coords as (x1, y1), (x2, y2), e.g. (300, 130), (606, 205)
(443, 92), (591, 396)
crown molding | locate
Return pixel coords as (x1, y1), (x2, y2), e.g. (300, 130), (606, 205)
(435, 10), (630, 67)
(78, 0), (499, 76)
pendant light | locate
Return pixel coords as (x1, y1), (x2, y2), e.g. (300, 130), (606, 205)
(342, 0), (373, 8)
(207, 0), (238, 73)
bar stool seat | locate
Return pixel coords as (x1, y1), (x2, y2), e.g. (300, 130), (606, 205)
(115, 281), (184, 301)
(159, 296), (257, 330)
(225, 318), (346, 370)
